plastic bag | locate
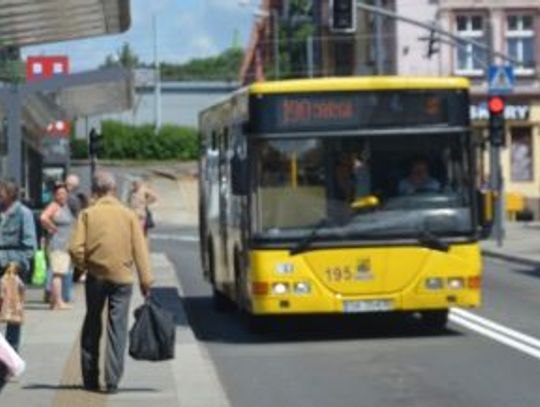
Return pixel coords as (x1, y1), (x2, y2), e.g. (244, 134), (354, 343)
(0, 333), (25, 378)
(145, 207), (156, 230)
(129, 297), (175, 361)
(31, 250), (47, 286)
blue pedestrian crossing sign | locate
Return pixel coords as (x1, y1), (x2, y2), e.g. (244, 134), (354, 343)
(488, 65), (515, 94)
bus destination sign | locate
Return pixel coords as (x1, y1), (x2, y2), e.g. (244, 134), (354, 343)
(280, 97), (357, 128)
(251, 91), (460, 134)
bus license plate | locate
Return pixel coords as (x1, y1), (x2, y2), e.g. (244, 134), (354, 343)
(343, 299), (394, 313)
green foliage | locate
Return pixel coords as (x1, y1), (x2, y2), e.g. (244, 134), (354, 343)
(71, 138), (89, 159)
(100, 41), (243, 82)
(161, 48), (244, 81)
(266, 0), (315, 80)
(102, 42), (140, 69)
(90, 120), (198, 160)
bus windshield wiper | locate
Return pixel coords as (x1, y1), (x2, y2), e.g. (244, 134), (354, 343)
(290, 218), (332, 256)
(417, 228), (450, 252)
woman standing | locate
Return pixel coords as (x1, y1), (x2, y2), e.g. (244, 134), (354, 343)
(40, 184), (74, 310)
(129, 179), (158, 235)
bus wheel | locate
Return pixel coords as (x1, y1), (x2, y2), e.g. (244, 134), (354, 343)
(212, 288), (234, 313)
(421, 310), (449, 331)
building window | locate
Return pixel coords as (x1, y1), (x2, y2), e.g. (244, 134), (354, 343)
(511, 127), (533, 182)
(506, 15), (535, 74)
(455, 15), (486, 75)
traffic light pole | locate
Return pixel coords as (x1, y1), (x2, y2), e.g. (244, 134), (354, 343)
(487, 21), (505, 247)
(90, 153), (97, 181)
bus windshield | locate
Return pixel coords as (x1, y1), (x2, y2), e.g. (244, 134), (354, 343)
(253, 133), (474, 242)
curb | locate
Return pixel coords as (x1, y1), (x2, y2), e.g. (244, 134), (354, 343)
(482, 249), (540, 268)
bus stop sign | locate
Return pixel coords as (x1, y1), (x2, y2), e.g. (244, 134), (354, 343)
(488, 65), (514, 94)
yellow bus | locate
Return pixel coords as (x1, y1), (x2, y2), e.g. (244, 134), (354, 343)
(199, 77), (483, 331)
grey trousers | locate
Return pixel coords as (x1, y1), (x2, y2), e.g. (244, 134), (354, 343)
(81, 274), (133, 388)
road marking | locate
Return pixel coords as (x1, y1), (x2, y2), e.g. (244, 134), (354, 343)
(450, 309), (540, 361)
(150, 233), (199, 242)
(452, 308), (540, 350)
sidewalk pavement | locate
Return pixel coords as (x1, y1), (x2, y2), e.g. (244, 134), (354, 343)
(1, 176), (227, 406)
(482, 222), (540, 267)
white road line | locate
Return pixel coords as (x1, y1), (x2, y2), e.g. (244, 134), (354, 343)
(451, 308), (540, 351)
(150, 233), (199, 242)
(450, 314), (540, 361)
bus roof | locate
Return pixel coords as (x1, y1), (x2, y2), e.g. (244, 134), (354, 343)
(249, 76), (470, 95)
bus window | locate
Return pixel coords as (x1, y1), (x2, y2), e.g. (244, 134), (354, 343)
(253, 133), (473, 238)
(257, 139), (325, 229)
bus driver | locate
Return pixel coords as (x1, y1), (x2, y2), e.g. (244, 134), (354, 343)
(398, 158), (441, 195)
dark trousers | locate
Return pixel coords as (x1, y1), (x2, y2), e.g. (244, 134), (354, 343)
(81, 274), (132, 388)
(5, 324), (21, 352)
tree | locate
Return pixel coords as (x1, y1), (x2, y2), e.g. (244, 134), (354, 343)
(160, 48), (244, 81)
(266, 0), (315, 79)
(102, 42), (140, 69)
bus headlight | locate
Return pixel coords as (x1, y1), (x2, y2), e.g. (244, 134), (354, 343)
(272, 282), (289, 295)
(293, 282), (311, 295)
(448, 277), (465, 290)
(425, 277), (444, 290)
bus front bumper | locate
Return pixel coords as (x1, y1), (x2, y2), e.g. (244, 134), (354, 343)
(249, 288), (481, 315)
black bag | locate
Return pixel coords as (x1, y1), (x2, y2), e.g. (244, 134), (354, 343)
(129, 297), (175, 361)
(145, 207), (155, 230)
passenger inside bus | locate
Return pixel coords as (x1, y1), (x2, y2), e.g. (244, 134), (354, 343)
(398, 158), (441, 195)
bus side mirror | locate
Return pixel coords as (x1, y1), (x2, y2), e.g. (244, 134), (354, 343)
(231, 155), (249, 196)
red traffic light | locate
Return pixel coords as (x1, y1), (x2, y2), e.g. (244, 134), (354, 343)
(488, 96), (505, 115)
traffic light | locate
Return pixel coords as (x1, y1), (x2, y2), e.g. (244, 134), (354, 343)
(330, 0), (356, 33)
(488, 96), (506, 147)
(88, 128), (104, 157)
(426, 29), (439, 58)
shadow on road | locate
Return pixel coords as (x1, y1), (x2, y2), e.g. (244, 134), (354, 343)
(182, 295), (462, 345)
(512, 266), (540, 280)
(150, 287), (190, 327)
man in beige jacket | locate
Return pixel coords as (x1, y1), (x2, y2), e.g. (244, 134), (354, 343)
(69, 171), (154, 394)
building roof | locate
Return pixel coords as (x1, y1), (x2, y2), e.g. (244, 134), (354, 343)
(0, 0), (131, 47)
(249, 76), (471, 94)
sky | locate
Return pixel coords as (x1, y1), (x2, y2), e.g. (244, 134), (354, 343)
(22, 0), (255, 72)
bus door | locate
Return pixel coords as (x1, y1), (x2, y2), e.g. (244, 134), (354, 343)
(218, 128), (232, 275)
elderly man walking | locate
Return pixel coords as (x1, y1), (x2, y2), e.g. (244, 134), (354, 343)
(69, 171), (153, 394)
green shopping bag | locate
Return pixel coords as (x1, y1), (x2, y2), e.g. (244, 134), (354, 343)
(31, 249), (47, 286)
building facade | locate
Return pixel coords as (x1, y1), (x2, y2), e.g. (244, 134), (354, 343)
(75, 80), (239, 138)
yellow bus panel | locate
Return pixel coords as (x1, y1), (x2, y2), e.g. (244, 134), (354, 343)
(249, 76), (470, 95)
(248, 243), (481, 315)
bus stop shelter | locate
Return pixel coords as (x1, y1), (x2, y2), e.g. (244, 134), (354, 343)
(0, 67), (133, 206)
(0, 0), (132, 186)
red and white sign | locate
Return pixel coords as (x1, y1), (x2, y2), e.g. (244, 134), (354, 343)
(26, 56), (71, 136)
(26, 55), (69, 82)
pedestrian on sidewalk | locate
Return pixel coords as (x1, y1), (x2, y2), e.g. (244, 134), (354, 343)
(69, 171), (154, 394)
(66, 174), (83, 218)
(0, 181), (37, 352)
(0, 262), (25, 319)
(129, 179), (158, 236)
(0, 263), (25, 336)
(40, 184), (74, 311)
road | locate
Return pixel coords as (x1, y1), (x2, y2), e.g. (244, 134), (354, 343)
(150, 225), (540, 407)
